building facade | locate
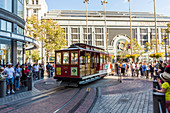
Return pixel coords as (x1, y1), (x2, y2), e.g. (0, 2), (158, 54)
(0, 0), (38, 66)
(26, 0), (48, 63)
(43, 10), (170, 60)
(26, 0), (48, 19)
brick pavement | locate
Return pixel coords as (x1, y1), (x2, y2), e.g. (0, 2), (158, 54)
(0, 77), (57, 106)
(91, 77), (153, 113)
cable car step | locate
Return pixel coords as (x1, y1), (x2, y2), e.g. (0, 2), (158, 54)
(79, 76), (101, 85)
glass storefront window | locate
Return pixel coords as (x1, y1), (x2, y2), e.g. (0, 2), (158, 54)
(17, 0), (23, 18)
(1, 20), (6, 31)
(71, 52), (78, 65)
(0, 0), (12, 12)
(17, 41), (23, 65)
(63, 52), (69, 64)
(0, 38), (11, 66)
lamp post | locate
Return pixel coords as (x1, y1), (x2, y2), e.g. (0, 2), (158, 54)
(83, 0), (89, 44)
(101, 0), (108, 53)
(154, 0), (158, 53)
(163, 36), (168, 62)
(128, 0), (133, 55)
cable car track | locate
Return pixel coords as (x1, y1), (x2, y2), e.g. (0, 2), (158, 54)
(0, 86), (72, 113)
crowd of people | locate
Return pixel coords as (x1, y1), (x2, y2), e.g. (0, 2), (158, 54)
(114, 60), (169, 79)
(0, 62), (54, 95)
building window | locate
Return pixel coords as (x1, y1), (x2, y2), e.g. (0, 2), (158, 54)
(17, 26), (24, 35)
(0, 0), (12, 12)
(71, 28), (80, 33)
(26, 0), (29, 4)
(7, 22), (12, 32)
(0, 20), (7, 31)
(96, 41), (104, 46)
(36, 0), (38, 4)
(32, 0), (34, 4)
(0, 38), (11, 66)
(33, 9), (37, 13)
(0, 20), (12, 32)
(17, 0), (24, 18)
(17, 41), (23, 64)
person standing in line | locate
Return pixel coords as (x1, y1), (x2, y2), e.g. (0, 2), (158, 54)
(33, 63), (39, 80)
(132, 62), (136, 77)
(4, 63), (15, 94)
(122, 61), (126, 76)
(154, 60), (159, 76)
(135, 62), (140, 77)
(142, 62), (147, 77)
(46, 63), (51, 78)
(14, 64), (22, 90)
(150, 64), (154, 79)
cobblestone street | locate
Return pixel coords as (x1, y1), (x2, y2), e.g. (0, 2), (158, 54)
(91, 76), (153, 113)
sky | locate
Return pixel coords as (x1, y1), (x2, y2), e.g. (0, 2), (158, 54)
(46, 0), (170, 16)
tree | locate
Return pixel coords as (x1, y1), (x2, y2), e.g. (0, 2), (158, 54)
(26, 16), (67, 63)
(145, 39), (163, 53)
(31, 50), (40, 62)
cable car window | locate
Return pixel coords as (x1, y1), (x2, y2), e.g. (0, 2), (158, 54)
(97, 55), (99, 63)
(100, 54), (103, 63)
(71, 52), (78, 65)
(56, 52), (61, 64)
(63, 52), (69, 64)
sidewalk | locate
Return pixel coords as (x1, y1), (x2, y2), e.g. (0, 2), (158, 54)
(91, 76), (153, 113)
(0, 76), (58, 106)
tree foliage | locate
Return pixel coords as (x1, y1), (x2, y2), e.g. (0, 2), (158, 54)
(145, 39), (163, 53)
(26, 16), (67, 62)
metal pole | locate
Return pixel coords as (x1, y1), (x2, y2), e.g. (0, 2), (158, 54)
(41, 39), (43, 64)
(129, 0), (133, 55)
(165, 38), (167, 62)
(154, 0), (158, 53)
(86, 2), (88, 44)
(104, 3), (108, 53)
(29, 50), (31, 63)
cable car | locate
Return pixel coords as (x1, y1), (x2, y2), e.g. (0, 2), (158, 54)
(54, 43), (114, 87)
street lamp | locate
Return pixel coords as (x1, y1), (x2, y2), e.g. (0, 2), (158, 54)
(101, 0), (108, 53)
(83, 0), (89, 44)
(128, 0), (133, 55)
(163, 36), (168, 62)
(154, 0), (158, 53)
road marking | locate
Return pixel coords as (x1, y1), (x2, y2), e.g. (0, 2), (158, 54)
(87, 88), (91, 92)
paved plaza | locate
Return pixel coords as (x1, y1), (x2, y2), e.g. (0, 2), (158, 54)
(0, 76), (153, 113)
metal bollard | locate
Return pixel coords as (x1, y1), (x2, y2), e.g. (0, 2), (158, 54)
(49, 70), (51, 78)
(27, 76), (32, 91)
(0, 80), (6, 97)
(153, 92), (166, 113)
(38, 70), (41, 80)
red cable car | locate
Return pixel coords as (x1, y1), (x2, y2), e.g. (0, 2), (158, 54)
(54, 43), (114, 87)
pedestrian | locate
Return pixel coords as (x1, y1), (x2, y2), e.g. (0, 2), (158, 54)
(4, 63), (15, 94)
(139, 62), (143, 76)
(121, 61), (126, 76)
(46, 63), (51, 77)
(33, 63), (39, 80)
(154, 60), (159, 76)
(153, 72), (170, 112)
(142, 62), (147, 77)
(150, 64), (154, 79)
(131, 62), (135, 77)
(39, 64), (44, 79)
(14, 64), (22, 90)
(135, 62), (140, 77)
